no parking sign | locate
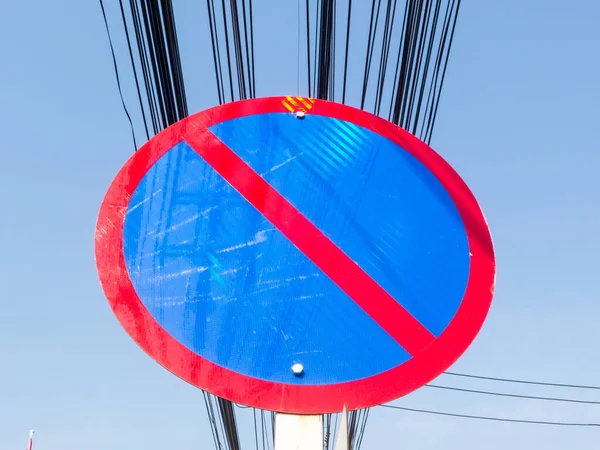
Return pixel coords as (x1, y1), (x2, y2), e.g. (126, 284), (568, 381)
(95, 96), (495, 413)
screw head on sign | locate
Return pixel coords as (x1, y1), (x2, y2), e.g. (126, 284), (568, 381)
(295, 110), (306, 119)
(291, 363), (304, 376)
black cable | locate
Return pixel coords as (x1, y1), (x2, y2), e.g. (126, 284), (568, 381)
(219, 0), (235, 101)
(270, 411), (276, 447)
(410, 0), (428, 125)
(419, 0), (447, 138)
(387, 0), (410, 121)
(351, 409), (362, 450)
(391, 0), (415, 124)
(145, 0), (175, 124)
(305, 0), (312, 96)
(206, 0), (224, 104)
(215, 399), (231, 450)
(315, 0), (334, 100)
(264, 410), (271, 450)
(398, 0), (423, 127)
(241, 0), (253, 97)
(228, 0), (247, 99)
(323, 413), (330, 449)
(218, 397), (240, 450)
(118, 0), (150, 140)
(426, 0), (459, 144)
(444, 371), (600, 391)
(341, 0), (352, 103)
(99, 0), (138, 151)
(374, 0), (398, 116)
(162, 0), (189, 118)
(372, 0), (388, 113)
(260, 410), (267, 450)
(348, 409), (358, 447)
(420, 0), (451, 141)
(312, 0), (320, 97)
(426, 383), (600, 405)
(138, 0), (167, 128)
(380, 404), (600, 427)
(248, 0), (256, 96)
(355, 408), (369, 450)
(413, 0), (442, 137)
(160, 0), (187, 120)
(297, 0), (301, 94)
(359, 0), (379, 109)
(316, 0), (324, 98)
(332, 411), (339, 449)
(330, 0), (336, 100)
(252, 409), (259, 450)
(130, 0), (160, 134)
(210, 0), (227, 103)
(203, 392), (224, 450)
(162, 0), (186, 120)
(405, 0), (431, 131)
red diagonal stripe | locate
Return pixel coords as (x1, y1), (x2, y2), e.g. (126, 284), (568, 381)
(185, 130), (436, 356)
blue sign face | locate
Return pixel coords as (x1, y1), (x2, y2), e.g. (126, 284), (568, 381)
(96, 97), (495, 413)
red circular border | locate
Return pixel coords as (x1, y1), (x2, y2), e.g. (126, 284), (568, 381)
(95, 97), (496, 413)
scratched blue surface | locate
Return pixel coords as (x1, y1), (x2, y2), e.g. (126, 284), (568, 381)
(123, 142), (411, 385)
(210, 113), (470, 337)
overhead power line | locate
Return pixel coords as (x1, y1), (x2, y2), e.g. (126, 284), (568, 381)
(380, 404), (600, 427)
(443, 371), (600, 391)
(99, 0), (138, 150)
(305, 0), (461, 145)
(206, 0), (256, 104)
(426, 383), (600, 405)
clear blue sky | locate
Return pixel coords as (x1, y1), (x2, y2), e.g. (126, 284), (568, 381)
(1, 1), (599, 449)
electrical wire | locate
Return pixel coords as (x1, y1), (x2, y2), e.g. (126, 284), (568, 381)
(206, 0), (224, 104)
(207, 0), (255, 103)
(341, 0), (352, 103)
(99, 0), (138, 150)
(118, 0), (150, 140)
(426, 383), (600, 405)
(443, 371), (600, 391)
(380, 404), (600, 427)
